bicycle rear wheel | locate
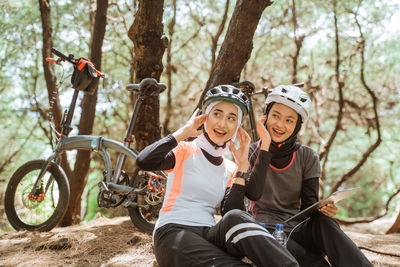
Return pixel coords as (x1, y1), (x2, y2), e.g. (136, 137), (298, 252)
(4, 159), (70, 231)
(127, 168), (166, 234)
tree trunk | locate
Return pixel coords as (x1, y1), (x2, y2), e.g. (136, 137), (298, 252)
(290, 0), (304, 84)
(38, 0), (73, 195)
(387, 212), (400, 234)
(128, 0), (166, 150)
(162, 0), (176, 136)
(198, 0), (273, 107)
(38, 0), (62, 130)
(60, 0), (108, 226)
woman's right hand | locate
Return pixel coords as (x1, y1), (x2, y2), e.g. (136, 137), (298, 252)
(257, 115), (271, 151)
(172, 108), (207, 142)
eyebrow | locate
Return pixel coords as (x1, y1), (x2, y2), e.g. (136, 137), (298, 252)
(214, 108), (238, 117)
(271, 110), (296, 119)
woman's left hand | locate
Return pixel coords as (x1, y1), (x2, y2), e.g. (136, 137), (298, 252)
(230, 127), (251, 171)
(318, 203), (338, 218)
(257, 115), (271, 151)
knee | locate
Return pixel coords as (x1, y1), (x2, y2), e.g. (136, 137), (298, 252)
(222, 209), (256, 225)
(311, 212), (340, 230)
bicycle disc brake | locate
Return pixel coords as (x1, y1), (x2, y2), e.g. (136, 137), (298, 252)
(144, 171), (166, 206)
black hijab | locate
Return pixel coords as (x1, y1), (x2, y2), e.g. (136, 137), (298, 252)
(265, 102), (302, 168)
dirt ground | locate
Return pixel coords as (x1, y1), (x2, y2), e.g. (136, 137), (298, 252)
(0, 216), (399, 267)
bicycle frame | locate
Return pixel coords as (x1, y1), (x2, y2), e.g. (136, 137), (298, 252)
(32, 49), (167, 209)
(6, 48), (166, 233)
(233, 81), (263, 142)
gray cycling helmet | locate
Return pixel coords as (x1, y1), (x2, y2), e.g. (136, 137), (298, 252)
(202, 85), (249, 115)
(265, 85), (311, 122)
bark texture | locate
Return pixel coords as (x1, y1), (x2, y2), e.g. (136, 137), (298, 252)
(128, 0), (166, 150)
(61, 0), (108, 226)
(198, 0), (273, 107)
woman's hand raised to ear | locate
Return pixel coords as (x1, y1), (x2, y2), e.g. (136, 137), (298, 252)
(173, 108), (207, 142)
(257, 115), (271, 152)
(230, 127), (251, 172)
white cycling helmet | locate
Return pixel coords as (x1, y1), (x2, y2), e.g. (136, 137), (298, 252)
(265, 85), (311, 122)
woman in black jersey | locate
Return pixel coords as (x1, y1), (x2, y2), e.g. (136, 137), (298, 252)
(136, 85), (299, 267)
(223, 85), (372, 267)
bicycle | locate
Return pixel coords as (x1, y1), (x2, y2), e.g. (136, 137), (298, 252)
(4, 48), (167, 234)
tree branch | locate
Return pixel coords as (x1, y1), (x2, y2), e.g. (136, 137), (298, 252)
(319, 0), (344, 162)
(210, 0), (230, 69)
(330, 7), (382, 193)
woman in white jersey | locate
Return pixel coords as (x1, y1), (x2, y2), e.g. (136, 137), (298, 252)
(136, 85), (299, 267)
(223, 85), (372, 266)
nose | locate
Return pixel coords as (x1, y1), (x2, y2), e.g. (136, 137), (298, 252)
(216, 117), (227, 128)
(276, 118), (285, 128)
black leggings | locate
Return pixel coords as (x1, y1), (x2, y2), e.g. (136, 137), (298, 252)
(154, 209), (299, 267)
(285, 213), (373, 267)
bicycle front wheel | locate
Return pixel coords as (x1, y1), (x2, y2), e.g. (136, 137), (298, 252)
(4, 159), (70, 231)
(127, 168), (166, 234)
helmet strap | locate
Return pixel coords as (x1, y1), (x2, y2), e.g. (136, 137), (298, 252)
(204, 131), (228, 149)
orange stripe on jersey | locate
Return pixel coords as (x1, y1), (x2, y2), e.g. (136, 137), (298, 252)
(160, 142), (199, 213)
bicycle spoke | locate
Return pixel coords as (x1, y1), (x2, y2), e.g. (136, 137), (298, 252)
(14, 169), (61, 226)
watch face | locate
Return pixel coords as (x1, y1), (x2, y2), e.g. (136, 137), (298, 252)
(236, 171), (249, 180)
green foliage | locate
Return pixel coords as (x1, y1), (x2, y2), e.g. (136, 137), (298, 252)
(1, 0), (400, 230)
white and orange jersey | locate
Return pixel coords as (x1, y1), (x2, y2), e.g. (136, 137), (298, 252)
(155, 140), (237, 230)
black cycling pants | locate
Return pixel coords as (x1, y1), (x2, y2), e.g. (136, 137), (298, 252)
(154, 209), (299, 267)
(287, 213), (373, 267)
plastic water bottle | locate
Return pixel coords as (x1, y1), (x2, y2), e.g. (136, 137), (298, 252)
(272, 223), (287, 248)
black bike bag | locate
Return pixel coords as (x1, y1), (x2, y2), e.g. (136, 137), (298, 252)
(71, 58), (99, 95)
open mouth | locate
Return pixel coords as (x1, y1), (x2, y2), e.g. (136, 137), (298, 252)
(272, 128), (285, 137)
(213, 129), (226, 138)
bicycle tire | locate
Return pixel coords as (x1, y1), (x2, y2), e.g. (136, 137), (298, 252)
(4, 159), (70, 231)
(127, 168), (165, 234)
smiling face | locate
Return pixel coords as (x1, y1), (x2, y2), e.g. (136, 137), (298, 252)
(205, 101), (239, 144)
(266, 103), (299, 143)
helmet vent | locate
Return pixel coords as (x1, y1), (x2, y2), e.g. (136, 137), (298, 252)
(281, 88), (288, 93)
(300, 97), (307, 103)
(221, 86), (228, 92)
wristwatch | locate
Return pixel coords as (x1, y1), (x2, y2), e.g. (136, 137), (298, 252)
(235, 171), (250, 182)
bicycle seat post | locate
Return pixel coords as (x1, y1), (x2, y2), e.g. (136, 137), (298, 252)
(233, 81), (259, 141)
(112, 93), (145, 183)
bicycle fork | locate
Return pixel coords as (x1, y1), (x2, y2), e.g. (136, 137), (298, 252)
(29, 154), (59, 202)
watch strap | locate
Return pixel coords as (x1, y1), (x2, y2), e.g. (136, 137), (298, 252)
(235, 171), (250, 182)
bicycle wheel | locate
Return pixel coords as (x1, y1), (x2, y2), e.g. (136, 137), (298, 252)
(4, 159), (70, 231)
(127, 168), (166, 234)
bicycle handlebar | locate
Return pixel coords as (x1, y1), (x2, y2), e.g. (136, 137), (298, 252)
(47, 48), (106, 78)
(126, 78), (167, 96)
(51, 47), (76, 64)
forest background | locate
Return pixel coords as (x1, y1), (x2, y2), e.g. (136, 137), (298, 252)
(0, 0), (400, 234)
